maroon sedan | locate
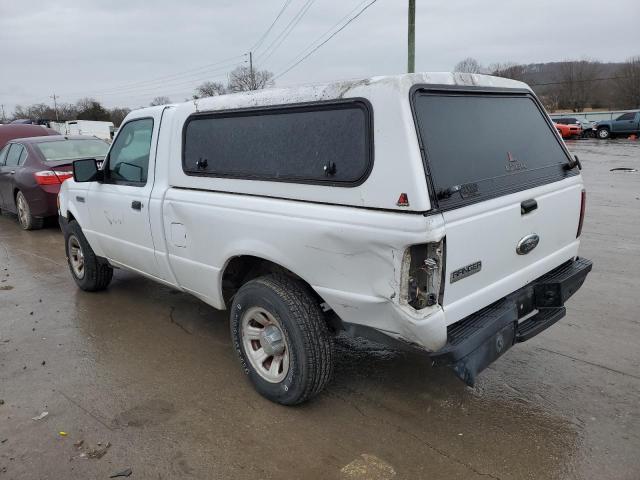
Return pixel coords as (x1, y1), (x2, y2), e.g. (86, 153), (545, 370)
(0, 136), (109, 230)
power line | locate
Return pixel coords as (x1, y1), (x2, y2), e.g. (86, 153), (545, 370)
(272, 0), (372, 73)
(529, 76), (627, 87)
(91, 60), (245, 97)
(250, 0), (295, 53)
(58, 54), (246, 98)
(256, 0), (317, 64)
(274, 0), (379, 80)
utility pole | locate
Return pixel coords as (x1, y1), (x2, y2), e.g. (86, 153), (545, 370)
(407, 0), (416, 73)
(249, 51), (256, 90)
(0, 104), (5, 123)
(50, 93), (59, 122)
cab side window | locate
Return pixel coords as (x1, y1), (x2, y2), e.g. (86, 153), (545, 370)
(0, 145), (9, 166)
(617, 113), (635, 121)
(106, 118), (154, 185)
(5, 144), (24, 167)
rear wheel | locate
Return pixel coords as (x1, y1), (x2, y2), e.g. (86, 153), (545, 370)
(64, 220), (113, 291)
(230, 274), (334, 405)
(16, 191), (43, 230)
(597, 127), (611, 139)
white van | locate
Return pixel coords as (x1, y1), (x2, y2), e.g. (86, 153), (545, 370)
(58, 72), (592, 404)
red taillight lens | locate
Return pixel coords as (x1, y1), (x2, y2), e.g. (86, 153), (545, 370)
(34, 170), (73, 185)
(577, 189), (586, 238)
(55, 171), (73, 182)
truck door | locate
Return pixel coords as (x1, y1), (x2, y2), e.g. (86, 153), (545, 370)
(611, 112), (636, 133)
(86, 115), (161, 278)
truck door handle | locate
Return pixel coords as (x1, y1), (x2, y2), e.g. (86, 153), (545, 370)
(521, 199), (537, 215)
(131, 200), (142, 210)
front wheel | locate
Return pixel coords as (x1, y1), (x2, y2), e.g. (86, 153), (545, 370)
(597, 127), (611, 139)
(64, 220), (113, 291)
(230, 274), (334, 405)
(16, 191), (43, 230)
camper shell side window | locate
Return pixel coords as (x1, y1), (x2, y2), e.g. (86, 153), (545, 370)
(181, 99), (374, 187)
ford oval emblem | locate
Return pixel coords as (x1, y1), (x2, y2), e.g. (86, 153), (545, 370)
(516, 234), (539, 255)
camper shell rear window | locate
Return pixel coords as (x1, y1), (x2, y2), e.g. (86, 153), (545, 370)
(182, 100), (373, 186)
(412, 87), (576, 211)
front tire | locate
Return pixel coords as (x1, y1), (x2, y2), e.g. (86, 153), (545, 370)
(597, 127), (611, 139)
(64, 220), (113, 291)
(230, 274), (334, 405)
(16, 191), (43, 230)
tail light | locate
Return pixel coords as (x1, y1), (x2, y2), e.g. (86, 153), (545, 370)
(400, 240), (445, 309)
(34, 170), (73, 185)
(577, 189), (586, 238)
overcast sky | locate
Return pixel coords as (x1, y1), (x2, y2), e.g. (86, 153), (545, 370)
(1, 0), (638, 113)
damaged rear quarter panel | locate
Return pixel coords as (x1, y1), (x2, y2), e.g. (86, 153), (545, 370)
(162, 188), (445, 338)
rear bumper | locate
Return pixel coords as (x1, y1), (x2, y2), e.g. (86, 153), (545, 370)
(26, 185), (60, 218)
(431, 257), (592, 386)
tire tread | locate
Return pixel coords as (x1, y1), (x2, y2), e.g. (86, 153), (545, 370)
(238, 274), (334, 404)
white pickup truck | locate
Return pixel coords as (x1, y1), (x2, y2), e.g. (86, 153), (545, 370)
(58, 73), (592, 405)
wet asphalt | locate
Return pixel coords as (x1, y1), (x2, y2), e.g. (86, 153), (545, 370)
(0, 140), (639, 479)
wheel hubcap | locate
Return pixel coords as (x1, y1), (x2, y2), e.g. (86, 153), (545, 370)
(241, 307), (290, 383)
(17, 194), (28, 227)
(68, 235), (85, 279)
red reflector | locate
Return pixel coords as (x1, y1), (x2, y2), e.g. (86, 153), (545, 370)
(577, 189), (586, 237)
(397, 193), (410, 207)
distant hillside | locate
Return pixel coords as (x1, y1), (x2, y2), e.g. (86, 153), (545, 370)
(518, 61), (622, 86)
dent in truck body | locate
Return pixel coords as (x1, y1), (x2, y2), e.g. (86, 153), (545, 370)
(160, 187), (448, 351)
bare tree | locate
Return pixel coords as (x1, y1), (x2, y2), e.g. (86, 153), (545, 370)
(557, 59), (601, 112)
(227, 65), (274, 93)
(109, 107), (131, 127)
(489, 62), (528, 82)
(614, 55), (640, 109)
(150, 96), (172, 106)
(76, 97), (111, 121)
(194, 81), (226, 99)
(454, 57), (484, 74)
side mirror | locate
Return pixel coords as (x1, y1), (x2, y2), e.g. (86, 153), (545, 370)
(73, 158), (103, 183)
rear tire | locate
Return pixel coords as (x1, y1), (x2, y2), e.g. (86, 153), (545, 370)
(64, 220), (113, 291)
(16, 191), (43, 230)
(597, 127), (611, 139)
(230, 274), (334, 405)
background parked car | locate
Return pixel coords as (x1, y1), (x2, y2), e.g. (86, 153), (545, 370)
(0, 124), (59, 149)
(0, 135), (109, 230)
(554, 117), (595, 137)
(553, 121), (581, 139)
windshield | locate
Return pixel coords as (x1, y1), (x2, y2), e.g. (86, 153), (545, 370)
(413, 91), (575, 210)
(35, 138), (109, 162)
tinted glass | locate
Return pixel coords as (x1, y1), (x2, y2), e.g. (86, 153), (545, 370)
(35, 139), (109, 162)
(183, 103), (371, 185)
(18, 147), (28, 165)
(5, 144), (24, 167)
(413, 92), (573, 210)
(0, 145), (8, 165)
(617, 113), (635, 121)
(107, 118), (153, 184)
